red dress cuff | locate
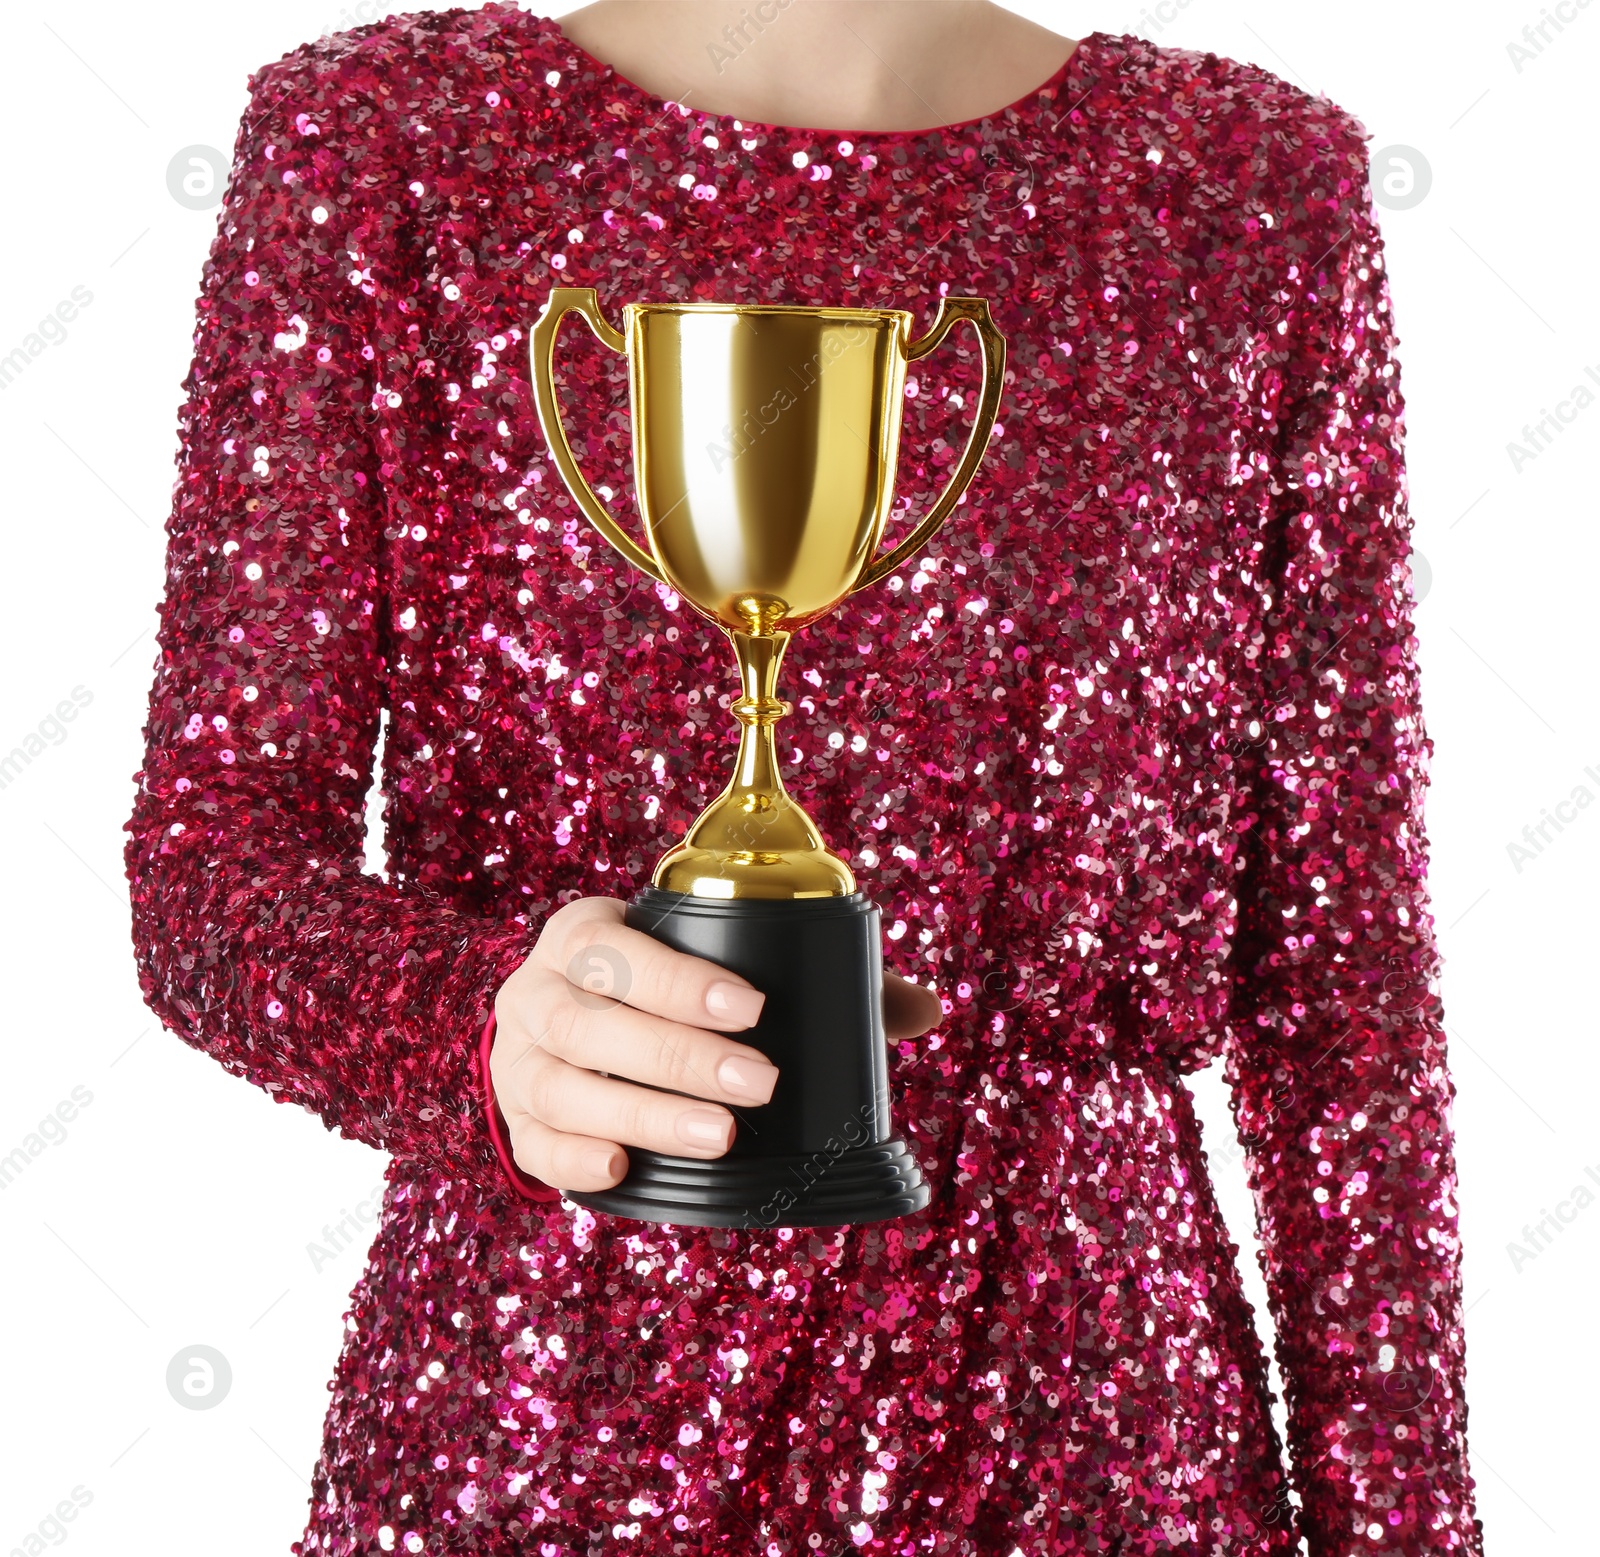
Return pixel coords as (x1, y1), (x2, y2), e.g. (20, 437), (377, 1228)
(478, 1010), (562, 1204)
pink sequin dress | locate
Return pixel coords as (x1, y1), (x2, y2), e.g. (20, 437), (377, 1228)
(125, 8), (1481, 1553)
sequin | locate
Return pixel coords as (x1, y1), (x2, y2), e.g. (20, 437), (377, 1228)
(125, 9), (1481, 1554)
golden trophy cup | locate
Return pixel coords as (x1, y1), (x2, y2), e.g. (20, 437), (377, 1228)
(530, 289), (1006, 1228)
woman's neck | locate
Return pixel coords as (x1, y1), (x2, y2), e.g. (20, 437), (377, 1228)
(555, 0), (1079, 132)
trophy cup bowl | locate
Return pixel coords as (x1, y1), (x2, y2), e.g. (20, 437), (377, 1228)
(530, 290), (1006, 1228)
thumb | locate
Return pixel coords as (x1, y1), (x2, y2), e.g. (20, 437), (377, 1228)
(883, 970), (943, 1041)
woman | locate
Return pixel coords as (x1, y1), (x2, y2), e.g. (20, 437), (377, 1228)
(126, 2), (1481, 1551)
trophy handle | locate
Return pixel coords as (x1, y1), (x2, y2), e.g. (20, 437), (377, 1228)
(853, 297), (1007, 593)
(529, 287), (665, 584)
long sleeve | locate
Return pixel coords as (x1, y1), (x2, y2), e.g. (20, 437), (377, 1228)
(124, 48), (538, 1196)
(1222, 142), (1481, 1553)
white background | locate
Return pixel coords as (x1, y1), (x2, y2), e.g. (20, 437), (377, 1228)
(1, 1), (1591, 1551)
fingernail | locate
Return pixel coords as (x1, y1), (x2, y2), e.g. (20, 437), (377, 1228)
(676, 1107), (734, 1151)
(706, 980), (765, 1027)
(582, 1146), (621, 1181)
(717, 1053), (779, 1103)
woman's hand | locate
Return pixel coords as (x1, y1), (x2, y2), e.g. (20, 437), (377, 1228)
(490, 896), (942, 1193)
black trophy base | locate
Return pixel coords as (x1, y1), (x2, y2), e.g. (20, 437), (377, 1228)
(569, 1140), (929, 1229)
(566, 888), (931, 1231)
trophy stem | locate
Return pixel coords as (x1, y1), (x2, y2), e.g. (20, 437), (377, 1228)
(727, 628), (791, 806)
(648, 621), (855, 898)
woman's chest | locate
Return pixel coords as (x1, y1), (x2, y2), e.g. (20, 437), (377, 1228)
(368, 130), (1279, 882)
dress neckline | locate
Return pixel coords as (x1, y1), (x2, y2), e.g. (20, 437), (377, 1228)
(521, 10), (1103, 141)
